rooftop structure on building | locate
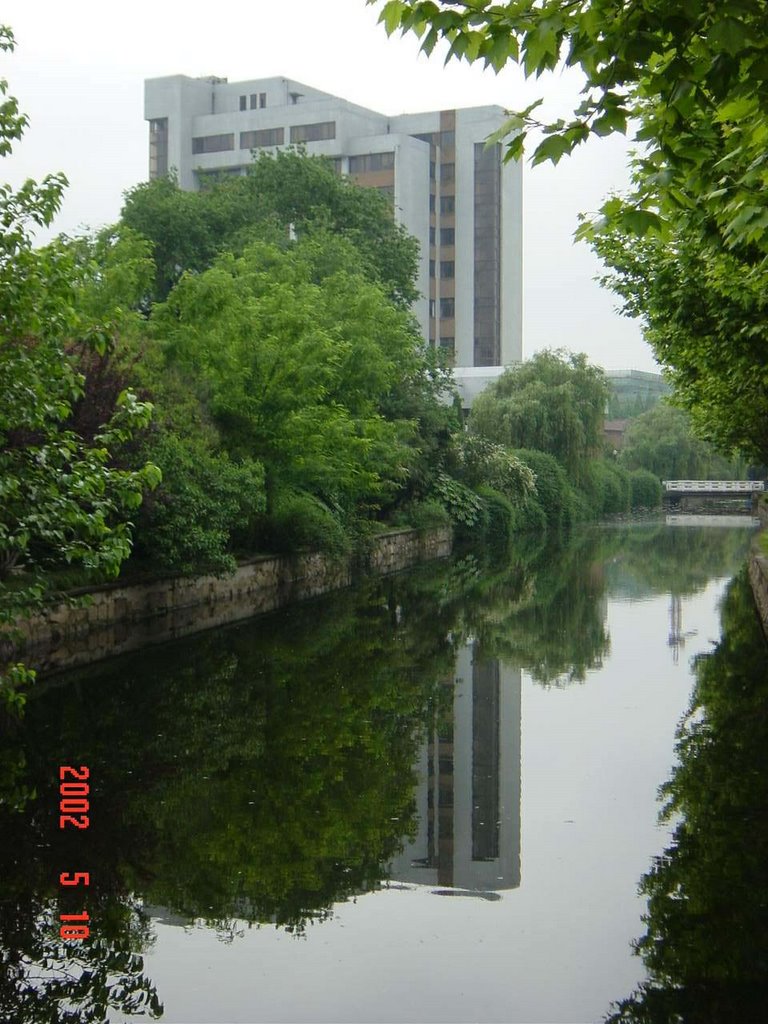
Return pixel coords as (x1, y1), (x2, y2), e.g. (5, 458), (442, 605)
(145, 74), (522, 369)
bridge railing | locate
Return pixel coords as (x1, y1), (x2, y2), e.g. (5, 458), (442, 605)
(663, 480), (765, 492)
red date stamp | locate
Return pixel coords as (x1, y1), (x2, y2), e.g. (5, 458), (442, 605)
(59, 764), (90, 830)
(58, 765), (91, 940)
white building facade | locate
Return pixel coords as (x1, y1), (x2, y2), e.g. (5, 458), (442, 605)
(145, 75), (522, 368)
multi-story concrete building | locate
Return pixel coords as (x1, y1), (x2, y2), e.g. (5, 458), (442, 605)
(144, 75), (522, 368)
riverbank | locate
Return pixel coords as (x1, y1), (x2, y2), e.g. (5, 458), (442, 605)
(15, 526), (452, 676)
(749, 498), (768, 638)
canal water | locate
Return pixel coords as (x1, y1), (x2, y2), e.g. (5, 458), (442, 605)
(1, 518), (766, 1023)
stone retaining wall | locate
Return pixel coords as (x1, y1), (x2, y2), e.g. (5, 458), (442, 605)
(16, 526), (452, 675)
(748, 498), (768, 637)
(749, 550), (768, 640)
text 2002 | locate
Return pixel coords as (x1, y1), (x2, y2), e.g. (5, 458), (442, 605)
(59, 765), (89, 830)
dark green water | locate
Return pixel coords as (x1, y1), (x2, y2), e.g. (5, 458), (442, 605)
(1, 518), (766, 1023)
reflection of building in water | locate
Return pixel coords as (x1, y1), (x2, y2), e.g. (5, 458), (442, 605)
(668, 594), (697, 665)
(389, 642), (521, 892)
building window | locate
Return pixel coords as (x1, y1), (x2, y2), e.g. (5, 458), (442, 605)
(440, 297), (455, 318)
(440, 260), (455, 278)
(440, 195), (455, 214)
(441, 162), (455, 183)
(329, 157), (344, 175)
(289, 121), (336, 143)
(239, 95), (247, 111)
(348, 151), (395, 173)
(439, 336), (455, 354)
(192, 133), (235, 154)
(197, 167), (246, 188)
(429, 193), (436, 213)
(149, 117), (168, 180)
(440, 130), (455, 149)
(440, 227), (455, 245)
(240, 127), (285, 149)
(260, 92), (267, 108)
(430, 160), (436, 181)
(429, 226), (436, 246)
(429, 259), (436, 278)
(250, 94), (258, 109)
(429, 299), (436, 318)
(474, 141), (502, 365)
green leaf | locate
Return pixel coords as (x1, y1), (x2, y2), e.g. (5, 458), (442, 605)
(708, 17), (751, 57)
(716, 95), (759, 122)
(531, 134), (571, 166)
(620, 209), (663, 237)
(381, 0), (406, 36)
(485, 115), (524, 148)
(503, 133), (525, 163)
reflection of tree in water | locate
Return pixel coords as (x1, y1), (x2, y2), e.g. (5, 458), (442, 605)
(433, 523), (752, 687)
(0, 752), (161, 1024)
(601, 523), (753, 600)
(606, 570), (768, 1022)
(422, 532), (611, 685)
(0, 586), (454, 1018)
(0, 907), (160, 1024)
(474, 532), (611, 685)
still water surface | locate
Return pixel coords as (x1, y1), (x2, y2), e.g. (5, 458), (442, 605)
(1, 518), (766, 1023)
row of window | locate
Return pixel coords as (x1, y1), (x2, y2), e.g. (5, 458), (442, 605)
(429, 162), (455, 182)
(290, 120), (335, 143)
(430, 226), (455, 245)
(429, 260), (455, 278)
(348, 151), (395, 173)
(192, 133), (235, 155)
(241, 128), (285, 149)
(429, 194), (456, 214)
(192, 121), (336, 155)
(240, 93), (267, 111)
(429, 298), (455, 318)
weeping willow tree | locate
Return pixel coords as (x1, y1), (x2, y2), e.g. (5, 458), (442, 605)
(469, 350), (609, 484)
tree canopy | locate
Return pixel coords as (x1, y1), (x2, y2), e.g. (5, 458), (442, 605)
(468, 350), (609, 481)
(619, 402), (746, 480)
(149, 231), (430, 521)
(370, 0), (768, 248)
(122, 149), (419, 307)
(0, 27), (159, 707)
(594, 224), (768, 464)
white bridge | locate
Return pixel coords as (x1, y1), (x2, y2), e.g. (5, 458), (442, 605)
(664, 480), (765, 493)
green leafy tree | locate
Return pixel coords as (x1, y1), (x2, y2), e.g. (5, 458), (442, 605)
(509, 447), (576, 530)
(150, 233), (424, 520)
(595, 226), (768, 464)
(122, 149), (419, 307)
(0, 27), (159, 707)
(619, 402), (745, 480)
(370, 0), (768, 250)
(131, 434), (266, 574)
(469, 350), (609, 482)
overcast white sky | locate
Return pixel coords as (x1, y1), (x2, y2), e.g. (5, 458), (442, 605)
(2, 0), (657, 372)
